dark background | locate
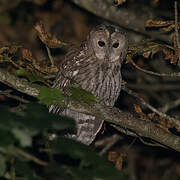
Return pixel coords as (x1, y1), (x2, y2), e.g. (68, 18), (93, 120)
(0, 0), (180, 180)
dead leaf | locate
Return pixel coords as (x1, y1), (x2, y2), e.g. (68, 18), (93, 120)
(148, 113), (175, 131)
(145, 19), (180, 33)
(34, 22), (67, 48)
(151, 0), (159, 7)
(108, 151), (119, 163)
(145, 19), (173, 28)
(114, 0), (126, 6)
(115, 153), (126, 170)
(162, 47), (178, 64)
(21, 48), (34, 62)
(143, 50), (152, 58)
(108, 151), (126, 170)
(133, 104), (147, 120)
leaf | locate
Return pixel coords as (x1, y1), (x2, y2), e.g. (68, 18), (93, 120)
(133, 104), (147, 120)
(0, 154), (6, 177)
(68, 167), (93, 180)
(68, 87), (98, 103)
(0, 106), (24, 131)
(24, 103), (75, 130)
(16, 69), (45, 83)
(44, 162), (71, 180)
(12, 127), (35, 147)
(114, 0), (126, 6)
(15, 160), (37, 179)
(0, 129), (16, 147)
(34, 22), (68, 48)
(38, 86), (64, 106)
(145, 19), (172, 28)
(21, 48), (34, 62)
(0, 103), (75, 148)
(51, 137), (93, 160)
(22, 103), (52, 130)
(50, 138), (126, 180)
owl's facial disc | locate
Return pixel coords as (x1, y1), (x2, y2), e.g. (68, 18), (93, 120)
(109, 32), (127, 62)
(89, 29), (109, 61)
(89, 25), (127, 63)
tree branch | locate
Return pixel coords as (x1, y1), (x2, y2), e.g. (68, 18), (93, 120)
(0, 68), (180, 152)
(0, 68), (39, 97)
(70, 0), (172, 43)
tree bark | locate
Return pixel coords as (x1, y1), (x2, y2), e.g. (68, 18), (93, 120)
(0, 68), (180, 152)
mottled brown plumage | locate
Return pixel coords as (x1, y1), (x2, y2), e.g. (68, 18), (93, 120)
(49, 24), (128, 145)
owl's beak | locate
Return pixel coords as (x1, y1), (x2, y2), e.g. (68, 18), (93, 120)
(105, 48), (110, 62)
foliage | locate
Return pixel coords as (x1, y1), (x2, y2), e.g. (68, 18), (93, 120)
(68, 87), (98, 103)
(38, 86), (64, 106)
(16, 69), (45, 83)
(0, 103), (125, 180)
(38, 85), (98, 107)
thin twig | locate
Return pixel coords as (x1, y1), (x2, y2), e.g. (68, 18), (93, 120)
(138, 136), (168, 149)
(122, 86), (180, 127)
(127, 83), (180, 91)
(8, 57), (22, 69)
(0, 90), (29, 103)
(0, 146), (48, 166)
(10, 158), (15, 180)
(129, 58), (180, 77)
(46, 45), (54, 67)
(111, 124), (138, 137)
(160, 98), (180, 113)
(14, 147), (48, 166)
(175, 0), (180, 48)
(174, 0), (180, 66)
(0, 68), (39, 97)
(98, 134), (121, 156)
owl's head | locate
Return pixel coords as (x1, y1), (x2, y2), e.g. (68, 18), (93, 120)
(87, 24), (128, 63)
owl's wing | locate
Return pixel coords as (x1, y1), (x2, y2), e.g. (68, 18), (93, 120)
(49, 45), (104, 145)
(49, 46), (82, 113)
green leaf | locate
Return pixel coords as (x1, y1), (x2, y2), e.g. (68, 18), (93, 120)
(0, 129), (16, 147)
(0, 106), (19, 130)
(44, 162), (71, 180)
(16, 69), (45, 83)
(0, 154), (6, 177)
(50, 138), (126, 180)
(15, 160), (37, 179)
(68, 167), (92, 180)
(0, 103), (75, 148)
(38, 86), (64, 106)
(12, 127), (35, 147)
(22, 103), (52, 130)
(68, 87), (98, 103)
(23, 103), (75, 131)
(51, 137), (93, 160)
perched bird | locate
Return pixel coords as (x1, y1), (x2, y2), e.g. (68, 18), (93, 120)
(49, 24), (128, 145)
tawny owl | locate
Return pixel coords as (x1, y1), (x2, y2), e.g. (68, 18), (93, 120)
(49, 24), (128, 145)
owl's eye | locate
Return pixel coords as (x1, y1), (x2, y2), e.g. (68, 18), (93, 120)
(113, 42), (119, 48)
(98, 40), (105, 47)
